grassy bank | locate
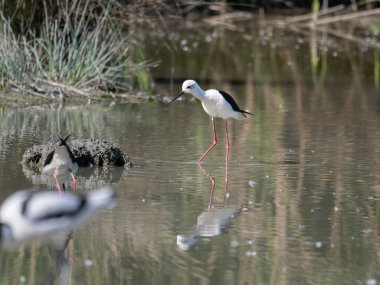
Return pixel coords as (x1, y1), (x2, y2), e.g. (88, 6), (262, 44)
(0, 0), (152, 101)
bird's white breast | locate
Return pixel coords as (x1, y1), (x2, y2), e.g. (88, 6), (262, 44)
(202, 89), (235, 119)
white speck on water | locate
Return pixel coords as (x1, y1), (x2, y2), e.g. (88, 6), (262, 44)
(265, 175), (269, 178)
(187, 177), (193, 181)
(248, 180), (256, 187)
(367, 279), (377, 285)
(315, 241), (323, 248)
(332, 192), (336, 196)
(180, 39), (188, 46)
(298, 224), (305, 230)
(20, 276), (26, 283)
(351, 236), (355, 240)
(230, 240), (240, 248)
(225, 192), (230, 198)
(248, 200), (253, 204)
(331, 243), (335, 248)
(332, 51), (338, 57)
(246, 250), (257, 257)
(242, 207), (249, 212)
(334, 206), (339, 212)
(84, 259), (93, 267)
(310, 209), (314, 213)
(250, 156), (254, 159)
(246, 239), (253, 245)
(142, 198), (146, 203)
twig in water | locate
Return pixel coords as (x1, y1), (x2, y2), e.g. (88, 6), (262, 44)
(314, 8), (380, 25)
(34, 78), (100, 99)
(9, 81), (52, 99)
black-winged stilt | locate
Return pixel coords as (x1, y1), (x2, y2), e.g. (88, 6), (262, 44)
(169, 80), (253, 192)
(0, 187), (115, 247)
(42, 135), (78, 192)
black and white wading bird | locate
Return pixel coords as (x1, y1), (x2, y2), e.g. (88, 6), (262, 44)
(0, 187), (116, 247)
(169, 80), (253, 184)
(43, 135), (78, 192)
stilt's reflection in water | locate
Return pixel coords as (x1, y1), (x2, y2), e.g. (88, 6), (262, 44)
(177, 163), (239, 251)
(45, 232), (72, 285)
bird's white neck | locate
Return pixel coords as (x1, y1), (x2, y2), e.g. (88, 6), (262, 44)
(189, 85), (206, 101)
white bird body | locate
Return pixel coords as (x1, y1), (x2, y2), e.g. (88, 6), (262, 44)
(42, 146), (78, 177)
(201, 89), (245, 120)
(173, 80), (251, 120)
(42, 136), (79, 192)
(0, 187), (115, 247)
(169, 79), (253, 164)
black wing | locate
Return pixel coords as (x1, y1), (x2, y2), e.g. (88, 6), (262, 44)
(44, 150), (55, 166)
(66, 147), (76, 163)
(23, 192), (87, 221)
(218, 90), (254, 117)
(34, 198), (86, 221)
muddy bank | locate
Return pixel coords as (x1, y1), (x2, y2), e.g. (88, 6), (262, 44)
(22, 138), (131, 171)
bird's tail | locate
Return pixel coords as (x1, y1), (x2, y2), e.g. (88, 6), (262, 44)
(59, 135), (71, 146)
(87, 187), (117, 210)
(241, 110), (254, 117)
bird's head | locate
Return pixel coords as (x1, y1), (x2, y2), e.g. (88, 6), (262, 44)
(182, 80), (197, 94)
(169, 80), (200, 104)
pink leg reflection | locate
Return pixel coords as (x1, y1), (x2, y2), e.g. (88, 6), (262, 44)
(198, 163), (215, 208)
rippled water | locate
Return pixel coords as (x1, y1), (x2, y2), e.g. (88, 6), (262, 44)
(1, 25), (380, 285)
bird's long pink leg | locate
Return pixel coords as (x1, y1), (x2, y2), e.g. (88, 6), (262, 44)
(224, 120), (230, 200)
(71, 173), (77, 192)
(198, 117), (217, 164)
(53, 173), (62, 193)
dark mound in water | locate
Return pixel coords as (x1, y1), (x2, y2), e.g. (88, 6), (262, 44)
(22, 138), (131, 171)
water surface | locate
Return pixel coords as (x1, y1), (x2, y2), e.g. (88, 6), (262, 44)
(1, 25), (380, 285)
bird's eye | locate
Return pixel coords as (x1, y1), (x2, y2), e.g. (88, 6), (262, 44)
(187, 85), (193, 89)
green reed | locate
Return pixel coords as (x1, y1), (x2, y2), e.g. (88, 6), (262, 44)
(0, 0), (146, 95)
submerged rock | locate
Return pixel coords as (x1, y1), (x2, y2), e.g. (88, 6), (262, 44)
(22, 138), (131, 171)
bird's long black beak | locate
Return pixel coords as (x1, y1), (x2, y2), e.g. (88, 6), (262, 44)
(169, 91), (185, 104)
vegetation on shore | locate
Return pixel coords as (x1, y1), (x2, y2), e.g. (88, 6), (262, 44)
(0, 0), (152, 100)
(0, 0), (379, 102)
